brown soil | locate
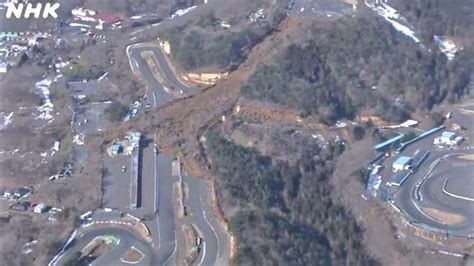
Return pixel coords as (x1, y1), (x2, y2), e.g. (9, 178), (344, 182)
(105, 16), (304, 180)
(422, 208), (466, 224)
(181, 224), (199, 266)
(122, 247), (144, 263)
(458, 154), (474, 161)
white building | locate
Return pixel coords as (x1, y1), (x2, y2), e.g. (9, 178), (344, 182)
(392, 156), (412, 172)
(434, 131), (463, 146)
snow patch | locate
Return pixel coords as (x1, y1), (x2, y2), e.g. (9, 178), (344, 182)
(171, 6), (197, 19)
(35, 78), (55, 123)
(0, 112), (14, 131)
(73, 133), (85, 146)
(51, 140), (60, 156)
(434, 36), (459, 61)
(365, 2), (420, 44)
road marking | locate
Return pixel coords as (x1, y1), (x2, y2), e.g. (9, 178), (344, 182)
(199, 182), (220, 263)
(442, 177), (474, 202)
(198, 241), (206, 266)
(162, 230), (177, 266)
(156, 218), (161, 249)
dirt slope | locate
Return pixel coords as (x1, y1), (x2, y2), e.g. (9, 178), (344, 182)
(106, 16), (303, 177)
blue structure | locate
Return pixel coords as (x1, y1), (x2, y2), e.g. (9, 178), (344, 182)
(411, 150), (430, 171)
(397, 125), (445, 152)
(389, 169), (412, 187)
(374, 134), (404, 151)
(111, 143), (122, 155)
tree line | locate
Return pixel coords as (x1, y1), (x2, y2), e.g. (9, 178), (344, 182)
(241, 14), (472, 123)
(206, 133), (377, 265)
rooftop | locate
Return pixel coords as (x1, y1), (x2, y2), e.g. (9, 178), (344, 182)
(393, 156), (412, 166)
(441, 131), (457, 139)
(391, 169), (412, 186)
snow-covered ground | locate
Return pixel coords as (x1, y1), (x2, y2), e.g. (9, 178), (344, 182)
(35, 78), (55, 123)
(434, 36), (459, 61)
(0, 111), (14, 131)
(366, 1), (460, 61)
(365, 1), (420, 44)
(171, 5), (197, 19)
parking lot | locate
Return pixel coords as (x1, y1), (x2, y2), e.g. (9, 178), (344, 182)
(101, 154), (132, 210)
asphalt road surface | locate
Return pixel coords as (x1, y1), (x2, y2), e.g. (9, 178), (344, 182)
(57, 227), (153, 266)
(183, 176), (231, 265)
(394, 151), (474, 235)
(129, 44), (194, 106)
(155, 153), (177, 264)
(128, 41), (228, 265)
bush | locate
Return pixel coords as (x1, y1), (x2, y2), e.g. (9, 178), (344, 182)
(104, 101), (128, 122)
(64, 64), (102, 81)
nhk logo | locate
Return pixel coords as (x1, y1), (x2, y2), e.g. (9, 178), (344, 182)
(5, 1), (60, 19)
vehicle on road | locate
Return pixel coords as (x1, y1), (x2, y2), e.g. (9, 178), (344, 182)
(121, 165), (126, 172)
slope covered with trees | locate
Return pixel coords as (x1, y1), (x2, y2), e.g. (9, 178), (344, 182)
(206, 133), (377, 265)
(241, 14), (472, 123)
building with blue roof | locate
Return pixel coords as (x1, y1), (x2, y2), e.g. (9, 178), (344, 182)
(388, 169), (412, 187)
(392, 156), (412, 172)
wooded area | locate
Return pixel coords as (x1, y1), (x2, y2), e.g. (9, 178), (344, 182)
(164, 25), (272, 71)
(241, 14), (472, 123)
(206, 133), (377, 265)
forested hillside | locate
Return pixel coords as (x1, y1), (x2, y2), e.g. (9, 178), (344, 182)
(393, 0), (474, 41)
(206, 133), (377, 265)
(241, 14), (472, 123)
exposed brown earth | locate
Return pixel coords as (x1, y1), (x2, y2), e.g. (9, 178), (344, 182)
(105, 16), (304, 179)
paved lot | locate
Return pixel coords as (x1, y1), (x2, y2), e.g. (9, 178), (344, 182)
(74, 102), (112, 133)
(102, 155), (131, 210)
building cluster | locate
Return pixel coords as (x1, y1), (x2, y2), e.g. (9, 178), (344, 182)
(433, 131), (463, 146)
(71, 7), (122, 30)
(1, 185), (59, 217)
(366, 128), (464, 192)
(0, 31), (51, 73)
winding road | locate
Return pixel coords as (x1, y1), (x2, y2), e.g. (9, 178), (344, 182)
(56, 227), (153, 266)
(128, 43), (229, 265)
(394, 151), (474, 236)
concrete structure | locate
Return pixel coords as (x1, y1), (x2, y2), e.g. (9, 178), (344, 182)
(434, 131), (463, 146)
(392, 156), (412, 172)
